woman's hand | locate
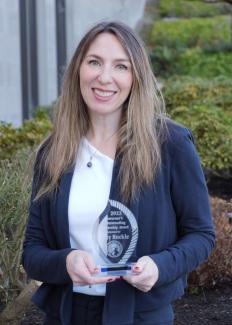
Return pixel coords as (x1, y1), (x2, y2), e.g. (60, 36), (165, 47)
(66, 250), (118, 286)
(123, 256), (159, 292)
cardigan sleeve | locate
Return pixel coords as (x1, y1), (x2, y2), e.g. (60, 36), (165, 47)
(150, 128), (215, 288)
(22, 155), (74, 285)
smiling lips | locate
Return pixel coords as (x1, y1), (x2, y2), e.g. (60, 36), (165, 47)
(92, 88), (117, 101)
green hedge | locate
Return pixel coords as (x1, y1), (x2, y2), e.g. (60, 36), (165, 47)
(159, 0), (228, 18)
(170, 104), (232, 173)
(0, 149), (32, 304)
(0, 109), (52, 160)
(175, 48), (232, 78)
(151, 46), (232, 78)
(0, 108), (52, 303)
(150, 45), (180, 77)
(163, 76), (232, 175)
(164, 76), (232, 117)
(150, 15), (230, 49)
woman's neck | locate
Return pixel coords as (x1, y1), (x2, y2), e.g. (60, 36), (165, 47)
(86, 114), (120, 159)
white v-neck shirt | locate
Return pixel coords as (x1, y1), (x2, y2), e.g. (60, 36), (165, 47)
(68, 138), (114, 296)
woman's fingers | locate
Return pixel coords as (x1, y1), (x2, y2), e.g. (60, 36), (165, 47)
(67, 250), (159, 289)
(132, 256), (149, 272)
(66, 250), (119, 285)
(123, 256), (159, 292)
(92, 276), (118, 284)
(72, 274), (118, 286)
(66, 250), (95, 284)
(73, 273), (118, 286)
(83, 252), (99, 274)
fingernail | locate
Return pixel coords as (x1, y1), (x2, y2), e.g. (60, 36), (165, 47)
(107, 278), (114, 282)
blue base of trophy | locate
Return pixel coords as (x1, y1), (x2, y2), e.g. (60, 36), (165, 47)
(96, 264), (135, 277)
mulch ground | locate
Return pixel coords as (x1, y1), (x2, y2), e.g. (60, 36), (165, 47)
(19, 281), (232, 325)
(174, 281), (232, 325)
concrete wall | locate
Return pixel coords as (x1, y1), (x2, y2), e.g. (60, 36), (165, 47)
(0, 0), (146, 126)
(66, 0), (146, 61)
(36, 0), (58, 107)
(0, 0), (22, 126)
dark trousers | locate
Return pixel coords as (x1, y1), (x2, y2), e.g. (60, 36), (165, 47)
(43, 292), (174, 325)
(44, 293), (104, 325)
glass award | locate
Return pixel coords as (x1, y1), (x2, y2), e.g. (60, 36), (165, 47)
(93, 199), (138, 276)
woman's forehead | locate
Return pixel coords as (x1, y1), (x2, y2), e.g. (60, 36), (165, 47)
(84, 33), (130, 61)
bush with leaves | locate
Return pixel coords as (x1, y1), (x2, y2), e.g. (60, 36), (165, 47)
(164, 76), (232, 117)
(0, 108), (52, 161)
(170, 104), (232, 177)
(151, 45), (232, 78)
(0, 149), (33, 305)
(149, 15), (231, 78)
(150, 45), (182, 77)
(159, 0), (228, 18)
(150, 15), (230, 49)
(175, 47), (232, 78)
(188, 197), (232, 288)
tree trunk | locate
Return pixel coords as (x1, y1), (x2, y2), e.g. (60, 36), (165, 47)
(0, 281), (40, 325)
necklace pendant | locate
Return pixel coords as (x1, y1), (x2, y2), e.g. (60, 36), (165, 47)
(87, 161), (92, 168)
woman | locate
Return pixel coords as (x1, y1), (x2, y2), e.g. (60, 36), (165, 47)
(22, 21), (215, 325)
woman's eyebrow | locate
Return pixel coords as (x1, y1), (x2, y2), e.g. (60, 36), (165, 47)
(86, 54), (130, 63)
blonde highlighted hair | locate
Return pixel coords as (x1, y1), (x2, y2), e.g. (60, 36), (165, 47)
(35, 21), (167, 202)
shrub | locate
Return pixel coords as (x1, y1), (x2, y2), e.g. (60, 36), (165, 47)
(150, 15), (230, 49)
(165, 77), (232, 178)
(0, 108), (52, 160)
(175, 47), (232, 78)
(170, 104), (232, 175)
(150, 45), (183, 77)
(0, 149), (33, 304)
(164, 76), (232, 117)
(188, 197), (232, 288)
(159, 0), (228, 18)
(151, 46), (232, 78)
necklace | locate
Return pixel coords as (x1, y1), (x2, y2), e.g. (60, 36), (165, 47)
(86, 141), (98, 168)
(85, 131), (117, 168)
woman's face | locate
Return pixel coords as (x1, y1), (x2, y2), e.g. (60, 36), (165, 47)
(79, 32), (133, 119)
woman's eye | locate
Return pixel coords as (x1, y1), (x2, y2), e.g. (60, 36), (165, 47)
(116, 64), (128, 70)
(88, 60), (100, 66)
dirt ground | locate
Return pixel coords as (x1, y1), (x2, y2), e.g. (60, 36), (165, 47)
(19, 280), (232, 325)
(174, 281), (232, 325)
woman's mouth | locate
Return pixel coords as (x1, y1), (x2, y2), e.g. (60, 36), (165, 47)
(92, 88), (117, 101)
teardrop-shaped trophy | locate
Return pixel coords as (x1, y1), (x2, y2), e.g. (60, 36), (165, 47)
(93, 199), (138, 276)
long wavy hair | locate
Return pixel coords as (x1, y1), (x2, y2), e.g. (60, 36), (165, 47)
(35, 21), (167, 202)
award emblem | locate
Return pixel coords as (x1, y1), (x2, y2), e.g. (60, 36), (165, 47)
(93, 199), (138, 276)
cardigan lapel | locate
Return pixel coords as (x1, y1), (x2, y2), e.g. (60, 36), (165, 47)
(55, 168), (74, 249)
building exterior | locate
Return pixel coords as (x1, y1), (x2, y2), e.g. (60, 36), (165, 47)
(0, 0), (146, 126)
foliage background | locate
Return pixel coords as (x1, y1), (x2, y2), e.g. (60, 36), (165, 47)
(147, 0), (232, 290)
(148, 0), (232, 180)
(0, 110), (52, 305)
(0, 0), (232, 306)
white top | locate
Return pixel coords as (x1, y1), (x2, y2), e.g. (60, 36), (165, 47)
(68, 138), (114, 296)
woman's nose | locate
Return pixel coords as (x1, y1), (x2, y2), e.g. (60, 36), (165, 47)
(97, 66), (113, 84)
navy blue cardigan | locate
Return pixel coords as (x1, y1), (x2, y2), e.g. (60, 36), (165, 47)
(22, 121), (215, 325)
